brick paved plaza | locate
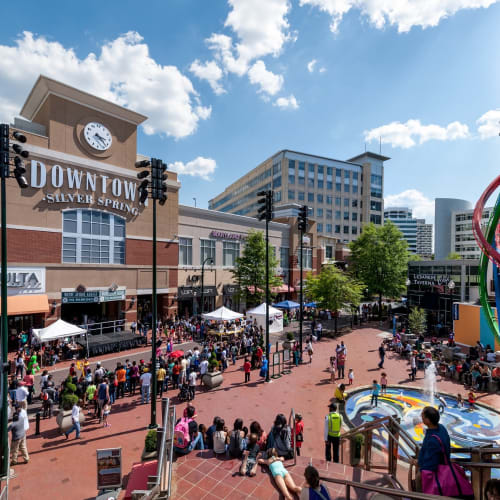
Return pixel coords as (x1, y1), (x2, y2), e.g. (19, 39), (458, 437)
(10, 326), (500, 499)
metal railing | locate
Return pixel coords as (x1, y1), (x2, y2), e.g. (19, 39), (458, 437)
(80, 319), (126, 336)
(288, 407), (296, 467)
(318, 476), (457, 500)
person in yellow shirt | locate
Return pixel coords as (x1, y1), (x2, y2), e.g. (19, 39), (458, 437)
(157, 366), (167, 398)
(334, 383), (347, 412)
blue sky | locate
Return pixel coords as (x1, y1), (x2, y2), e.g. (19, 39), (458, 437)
(0, 0), (498, 222)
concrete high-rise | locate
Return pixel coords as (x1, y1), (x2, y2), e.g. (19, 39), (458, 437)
(416, 219), (433, 258)
(434, 198), (472, 260)
(209, 150), (389, 246)
(384, 207), (417, 253)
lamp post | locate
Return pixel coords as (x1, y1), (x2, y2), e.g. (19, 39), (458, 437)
(448, 280), (455, 330)
(297, 206), (308, 362)
(200, 256), (213, 319)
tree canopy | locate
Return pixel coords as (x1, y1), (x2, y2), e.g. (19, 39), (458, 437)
(349, 222), (409, 317)
(446, 252), (462, 260)
(305, 265), (365, 313)
(231, 229), (282, 306)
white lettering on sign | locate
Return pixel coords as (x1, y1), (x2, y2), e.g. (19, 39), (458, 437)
(1, 267), (46, 295)
(209, 231), (246, 240)
(31, 160), (141, 216)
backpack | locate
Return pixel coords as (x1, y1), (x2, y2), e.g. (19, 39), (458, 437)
(228, 430), (245, 458)
(273, 427), (293, 459)
(174, 418), (192, 449)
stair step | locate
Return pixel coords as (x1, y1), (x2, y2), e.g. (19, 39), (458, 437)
(171, 450), (397, 499)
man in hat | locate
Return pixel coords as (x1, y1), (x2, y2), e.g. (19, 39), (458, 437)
(324, 402), (342, 463)
(140, 367), (152, 404)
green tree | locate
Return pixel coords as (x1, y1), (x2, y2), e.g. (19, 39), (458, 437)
(349, 222), (409, 320)
(231, 230), (282, 307)
(446, 252), (462, 260)
(408, 253), (423, 262)
(305, 265), (365, 313)
(408, 307), (426, 336)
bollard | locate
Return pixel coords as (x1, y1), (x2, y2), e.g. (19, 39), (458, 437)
(35, 411), (41, 435)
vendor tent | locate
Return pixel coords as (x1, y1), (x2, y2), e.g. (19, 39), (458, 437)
(202, 306), (243, 321)
(273, 300), (300, 310)
(33, 319), (87, 342)
(247, 303), (283, 333)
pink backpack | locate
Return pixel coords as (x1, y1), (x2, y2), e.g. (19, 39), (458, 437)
(174, 418), (192, 449)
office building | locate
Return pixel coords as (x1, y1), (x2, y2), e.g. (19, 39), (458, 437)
(434, 198), (472, 260)
(384, 207), (418, 254)
(416, 219), (433, 258)
(451, 207), (493, 259)
(209, 150), (389, 247)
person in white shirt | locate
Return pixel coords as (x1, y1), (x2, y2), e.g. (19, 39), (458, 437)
(64, 401), (81, 439)
(140, 369), (152, 404)
(188, 371), (197, 400)
(15, 383), (29, 404)
(18, 401), (30, 432)
(486, 351), (496, 363)
(199, 359), (209, 386)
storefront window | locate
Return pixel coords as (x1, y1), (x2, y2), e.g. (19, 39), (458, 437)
(200, 239), (216, 265)
(223, 241), (240, 267)
(179, 238), (192, 266)
(62, 209), (125, 264)
(297, 248), (312, 269)
(280, 247), (289, 269)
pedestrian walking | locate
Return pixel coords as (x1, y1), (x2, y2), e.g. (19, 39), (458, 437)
(188, 370), (197, 400)
(9, 410), (29, 465)
(324, 402), (342, 463)
(380, 372), (388, 395)
(306, 340), (314, 363)
(140, 368), (152, 404)
(65, 400), (82, 440)
(371, 380), (381, 407)
(97, 378), (109, 422)
(244, 357), (251, 383)
(378, 343), (385, 369)
(337, 352), (345, 378)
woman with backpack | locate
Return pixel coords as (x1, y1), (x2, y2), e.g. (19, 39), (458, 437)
(300, 465), (331, 500)
(228, 418), (247, 458)
(267, 414), (293, 459)
(173, 406), (203, 454)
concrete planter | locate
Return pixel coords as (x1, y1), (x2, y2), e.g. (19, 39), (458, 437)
(283, 340), (293, 350)
(141, 447), (158, 461)
(202, 371), (223, 389)
(56, 409), (85, 433)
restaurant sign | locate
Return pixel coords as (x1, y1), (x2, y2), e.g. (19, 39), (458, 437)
(411, 274), (451, 286)
(178, 286), (218, 299)
(2, 267), (45, 296)
(62, 289), (126, 303)
(209, 231), (245, 240)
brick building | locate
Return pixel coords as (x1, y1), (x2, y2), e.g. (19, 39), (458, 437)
(2, 76), (179, 348)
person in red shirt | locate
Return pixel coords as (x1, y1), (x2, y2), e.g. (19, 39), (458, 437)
(256, 346), (263, 368)
(292, 413), (304, 456)
(244, 357), (251, 383)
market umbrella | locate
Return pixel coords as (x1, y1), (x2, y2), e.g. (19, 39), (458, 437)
(169, 350), (184, 359)
(304, 302), (317, 308)
(273, 300), (300, 309)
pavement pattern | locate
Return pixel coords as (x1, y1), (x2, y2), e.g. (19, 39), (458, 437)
(9, 325), (500, 500)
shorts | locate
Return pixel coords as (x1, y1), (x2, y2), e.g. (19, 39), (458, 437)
(381, 384), (387, 390)
(270, 461), (288, 478)
(245, 457), (256, 474)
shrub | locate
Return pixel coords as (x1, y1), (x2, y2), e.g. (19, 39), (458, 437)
(145, 430), (157, 452)
(209, 359), (219, 372)
(286, 332), (294, 341)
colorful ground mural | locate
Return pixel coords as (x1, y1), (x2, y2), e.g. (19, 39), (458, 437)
(345, 387), (500, 458)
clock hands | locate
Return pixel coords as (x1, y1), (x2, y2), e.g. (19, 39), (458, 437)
(93, 133), (107, 147)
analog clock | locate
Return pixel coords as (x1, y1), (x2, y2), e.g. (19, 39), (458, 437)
(83, 122), (112, 151)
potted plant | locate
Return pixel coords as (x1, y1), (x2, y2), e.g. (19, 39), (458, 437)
(283, 331), (295, 350)
(202, 358), (223, 388)
(56, 376), (85, 432)
(350, 433), (365, 466)
(141, 429), (158, 461)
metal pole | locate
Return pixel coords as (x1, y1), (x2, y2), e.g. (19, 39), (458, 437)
(1, 170), (8, 478)
(299, 228), (303, 362)
(265, 201), (270, 383)
(201, 260), (205, 319)
(150, 196), (157, 429)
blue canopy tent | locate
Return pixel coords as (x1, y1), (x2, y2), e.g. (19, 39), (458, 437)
(304, 302), (317, 308)
(273, 300), (300, 309)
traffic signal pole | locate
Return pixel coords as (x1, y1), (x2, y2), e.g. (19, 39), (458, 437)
(299, 227), (303, 363)
(265, 209), (270, 382)
(1, 161), (8, 479)
(150, 194), (157, 429)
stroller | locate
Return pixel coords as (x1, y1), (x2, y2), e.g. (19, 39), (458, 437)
(178, 383), (190, 402)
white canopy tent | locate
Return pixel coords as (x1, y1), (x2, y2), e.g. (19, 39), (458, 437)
(33, 319), (87, 343)
(202, 306), (243, 321)
(247, 303), (283, 333)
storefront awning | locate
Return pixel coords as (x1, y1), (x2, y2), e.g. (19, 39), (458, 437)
(271, 285), (295, 294)
(0, 294), (50, 315)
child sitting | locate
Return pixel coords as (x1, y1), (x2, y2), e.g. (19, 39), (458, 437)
(239, 433), (260, 476)
(258, 448), (301, 500)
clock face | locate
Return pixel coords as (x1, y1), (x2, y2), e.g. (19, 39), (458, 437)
(83, 122), (112, 151)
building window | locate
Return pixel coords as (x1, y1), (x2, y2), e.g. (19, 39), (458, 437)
(371, 200), (382, 211)
(352, 199), (358, 208)
(326, 209), (332, 219)
(288, 190), (295, 200)
(325, 245), (333, 259)
(352, 226), (358, 235)
(370, 214), (382, 224)
(298, 191), (305, 201)
(326, 195), (332, 204)
(62, 209), (125, 264)
(326, 223), (332, 233)
(317, 194), (323, 203)
(288, 173), (295, 184)
(335, 197), (341, 207)
(344, 211), (349, 220)
(344, 198), (349, 207)
(317, 208), (323, 217)
(335, 225), (341, 234)
(298, 162), (305, 185)
(274, 191), (282, 202)
(317, 223), (323, 233)
(200, 239), (216, 265)
(298, 248), (312, 269)
(335, 210), (341, 219)
(223, 241), (240, 267)
(273, 176), (282, 188)
(352, 212), (357, 221)
(280, 247), (289, 268)
(343, 226), (349, 234)
(179, 237), (193, 266)
(308, 192), (314, 202)
(336, 182), (341, 192)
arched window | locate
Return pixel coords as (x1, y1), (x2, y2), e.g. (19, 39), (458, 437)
(62, 209), (125, 264)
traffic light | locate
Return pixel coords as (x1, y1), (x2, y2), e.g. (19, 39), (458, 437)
(298, 205), (308, 232)
(257, 190), (274, 222)
(151, 159), (168, 206)
(0, 124), (9, 179)
(0, 124), (29, 187)
(135, 159), (151, 205)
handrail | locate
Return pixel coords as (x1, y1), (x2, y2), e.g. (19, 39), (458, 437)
(318, 476), (456, 500)
(288, 407), (296, 467)
(166, 404), (176, 497)
(156, 398), (169, 491)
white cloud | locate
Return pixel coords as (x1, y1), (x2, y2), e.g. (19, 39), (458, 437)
(476, 109), (500, 139)
(299, 0), (499, 33)
(189, 59), (226, 95)
(319, 67), (327, 73)
(248, 60), (284, 96)
(274, 94), (299, 109)
(385, 189), (435, 223)
(170, 157), (217, 180)
(0, 31), (211, 139)
(307, 59), (317, 72)
(364, 119), (470, 148)
(206, 33), (248, 76)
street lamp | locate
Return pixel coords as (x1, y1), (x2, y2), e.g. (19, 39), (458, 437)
(448, 279), (455, 330)
(297, 205), (308, 362)
(200, 256), (214, 319)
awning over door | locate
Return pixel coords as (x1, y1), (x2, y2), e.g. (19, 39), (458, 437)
(0, 294), (50, 315)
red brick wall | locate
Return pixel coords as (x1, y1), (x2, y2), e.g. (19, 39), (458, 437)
(1, 228), (61, 263)
(126, 239), (178, 266)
